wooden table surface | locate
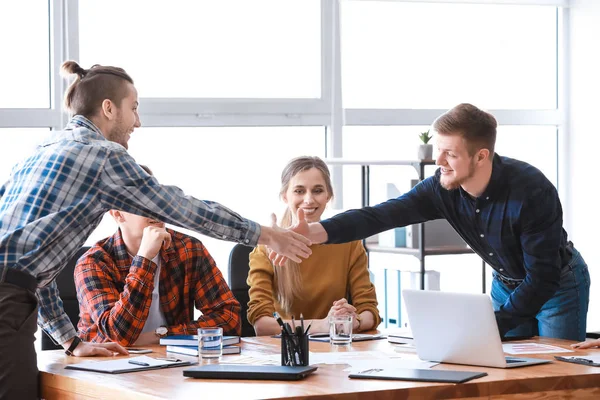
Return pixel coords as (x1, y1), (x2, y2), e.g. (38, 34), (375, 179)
(38, 336), (600, 400)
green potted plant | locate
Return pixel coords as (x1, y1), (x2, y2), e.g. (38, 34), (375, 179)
(418, 129), (433, 160)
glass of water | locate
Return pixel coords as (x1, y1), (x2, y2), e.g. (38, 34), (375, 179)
(198, 327), (223, 359)
(329, 315), (353, 345)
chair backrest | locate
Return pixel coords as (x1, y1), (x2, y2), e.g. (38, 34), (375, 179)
(227, 244), (255, 337)
(41, 246), (91, 350)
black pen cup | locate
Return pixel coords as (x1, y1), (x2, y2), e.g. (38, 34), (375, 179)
(281, 333), (309, 366)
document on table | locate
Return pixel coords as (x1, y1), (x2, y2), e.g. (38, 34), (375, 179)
(502, 342), (574, 355)
(65, 355), (195, 374)
(309, 350), (438, 371)
(219, 354), (280, 366)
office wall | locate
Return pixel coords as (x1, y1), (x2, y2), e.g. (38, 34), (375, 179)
(569, 0), (600, 331)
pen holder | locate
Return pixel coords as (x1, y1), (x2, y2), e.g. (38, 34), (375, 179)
(281, 332), (309, 366)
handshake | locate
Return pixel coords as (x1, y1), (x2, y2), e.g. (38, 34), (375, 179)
(259, 209), (328, 267)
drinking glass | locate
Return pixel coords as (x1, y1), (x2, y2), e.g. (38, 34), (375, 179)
(198, 327), (223, 359)
(329, 315), (353, 345)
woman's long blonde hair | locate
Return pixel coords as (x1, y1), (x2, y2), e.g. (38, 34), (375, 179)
(274, 156), (334, 313)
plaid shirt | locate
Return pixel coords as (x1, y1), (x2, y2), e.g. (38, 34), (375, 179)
(0, 116), (259, 344)
(321, 154), (575, 335)
(75, 228), (241, 345)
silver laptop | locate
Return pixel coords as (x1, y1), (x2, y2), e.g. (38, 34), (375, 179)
(402, 289), (551, 368)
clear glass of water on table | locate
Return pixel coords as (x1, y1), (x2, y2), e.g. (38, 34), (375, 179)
(198, 327), (223, 360)
(329, 315), (353, 345)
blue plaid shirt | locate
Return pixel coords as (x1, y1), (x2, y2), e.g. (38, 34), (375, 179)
(0, 116), (260, 344)
(321, 154), (573, 335)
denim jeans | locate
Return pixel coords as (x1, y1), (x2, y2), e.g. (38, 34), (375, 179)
(491, 248), (590, 341)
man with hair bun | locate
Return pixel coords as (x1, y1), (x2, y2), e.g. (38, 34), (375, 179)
(0, 61), (311, 399)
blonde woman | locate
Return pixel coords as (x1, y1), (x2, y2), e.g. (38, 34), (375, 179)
(247, 156), (380, 335)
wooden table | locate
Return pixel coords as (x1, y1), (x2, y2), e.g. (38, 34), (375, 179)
(38, 336), (600, 399)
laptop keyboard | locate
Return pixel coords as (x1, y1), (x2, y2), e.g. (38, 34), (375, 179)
(505, 357), (526, 364)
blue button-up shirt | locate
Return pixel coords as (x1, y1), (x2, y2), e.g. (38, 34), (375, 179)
(321, 154), (572, 335)
(0, 116), (260, 344)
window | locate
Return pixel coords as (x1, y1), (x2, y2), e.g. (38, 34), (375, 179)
(86, 126), (326, 274)
(79, 0), (321, 99)
(342, 125), (558, 185)
(495, 126), (558, 186)
(341, 1), (557, 109)
(0, 1), (50, 108)
(0, 129), (50, 179)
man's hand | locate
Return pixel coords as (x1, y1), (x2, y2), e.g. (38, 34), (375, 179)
(268, 209), (330, 266)
(65, 338), (129, 357)
(571, 338), (600, 349)
(137, 226), (172, 260)
(290, 208), (309, 238)
(259, 213), (311, 266)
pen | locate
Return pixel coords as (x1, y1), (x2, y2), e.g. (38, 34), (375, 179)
(304, 321), (312, 335)
(155, 357), (181, 362)
(572, 357), (593, 363)
(128, 360), (150, 366)
(273, 312), (286, 332)
(292, 315), (296, 331)
(300, 313), (305, 332)
(284, 322), (294, 337)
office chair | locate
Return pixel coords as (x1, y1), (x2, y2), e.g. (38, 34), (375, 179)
(41, 246), (91, 350)
(227, 243), (255, 337)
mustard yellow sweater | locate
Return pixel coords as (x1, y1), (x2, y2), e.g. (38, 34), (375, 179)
(246, 241), (380, 326)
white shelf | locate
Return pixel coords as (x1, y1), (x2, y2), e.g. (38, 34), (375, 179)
(323, 158), (436, 166)
(366, 244), (474, 257)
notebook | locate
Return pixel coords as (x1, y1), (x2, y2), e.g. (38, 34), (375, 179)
(402, 290), (551, 369)
(183, 364), (318, 380)
(64, 355), (195, 374)
(387, 329), (414, 345)
(349, 368), (488, 383)
(160, 335), (240, 347)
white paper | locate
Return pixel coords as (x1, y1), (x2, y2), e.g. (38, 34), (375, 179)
(308, 350), (438, 371)
(218, 354), (280, 365)
(502, 342), (574, 355)
(310, 350), (396, 365)
(344, 357), (438, 372)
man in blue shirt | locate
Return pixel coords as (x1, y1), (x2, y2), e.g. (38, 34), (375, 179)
(292, 103), (590, 342)
(0, 61), (311, 400)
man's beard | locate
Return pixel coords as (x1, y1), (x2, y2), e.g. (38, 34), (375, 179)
(107, 121), (129, 149)
(440, 161), (477, 191)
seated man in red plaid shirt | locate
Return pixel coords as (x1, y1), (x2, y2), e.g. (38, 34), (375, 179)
(75, 166), (240, 346)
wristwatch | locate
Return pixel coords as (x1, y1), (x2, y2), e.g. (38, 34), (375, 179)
(155, 326), (168, 338)
(65, 336), (82, 356)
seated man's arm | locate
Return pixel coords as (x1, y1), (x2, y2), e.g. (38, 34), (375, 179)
(75, 250), (156, 346)
(168, 241), (241, 336)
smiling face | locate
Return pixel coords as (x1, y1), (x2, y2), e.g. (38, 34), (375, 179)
(104, 83), (141, 149)
(435, 133), (479, 190)
(282, 168), (332, 223)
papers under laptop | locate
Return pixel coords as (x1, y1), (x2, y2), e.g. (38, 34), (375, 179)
(402, 290), (551, 369)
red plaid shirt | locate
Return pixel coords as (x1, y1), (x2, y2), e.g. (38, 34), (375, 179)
(75, 228), (240, 345)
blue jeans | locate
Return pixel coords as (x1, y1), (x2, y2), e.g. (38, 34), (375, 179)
(491, 248), (590, 341)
